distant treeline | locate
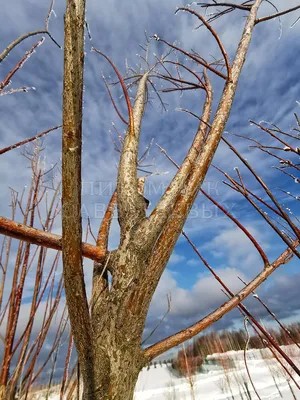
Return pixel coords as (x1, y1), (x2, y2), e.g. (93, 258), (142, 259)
(170, 321), (300, 377)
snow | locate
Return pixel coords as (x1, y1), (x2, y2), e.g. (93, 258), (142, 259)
(31, 346), (300, 399)
(135, 362), (299, 399)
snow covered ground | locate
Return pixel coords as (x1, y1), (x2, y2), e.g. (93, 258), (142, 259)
(31, 346), (300, 399)
(135, 360), (299, 399)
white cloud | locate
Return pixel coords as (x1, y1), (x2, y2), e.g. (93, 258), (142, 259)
(149, 267), (248, 319)
(186, 259), (199, 266)
(168, 251), (186, 265)
(201, 224), (269, 271)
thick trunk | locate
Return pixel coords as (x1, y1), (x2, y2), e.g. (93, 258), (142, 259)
(82, 324), (143, 400)
(90, 341), (142, 400)
(88, 248), (149, 400)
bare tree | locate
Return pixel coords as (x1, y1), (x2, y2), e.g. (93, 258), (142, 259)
(1, 1), (300, 399)
(0, 145), (67, 400)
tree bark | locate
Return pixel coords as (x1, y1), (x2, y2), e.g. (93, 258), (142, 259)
(91, 245), (148, 398)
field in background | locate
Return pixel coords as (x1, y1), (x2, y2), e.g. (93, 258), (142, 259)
(29, 344), (300, 399)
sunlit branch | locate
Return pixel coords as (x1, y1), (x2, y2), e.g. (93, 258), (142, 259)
(142, 70), (212, 244)
(145, 0), (263, 247)
(143, 240), (299, 360)
(117, 73), (149, 237)
(0, 87), (34, 96)
(96, 189), (117, 251)
(0, 216), (106, 262)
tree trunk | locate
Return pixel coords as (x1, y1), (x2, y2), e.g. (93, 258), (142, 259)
(88, 249), (149, 399)
(87, 321), (144, 400)
(92, 340), (142, 400)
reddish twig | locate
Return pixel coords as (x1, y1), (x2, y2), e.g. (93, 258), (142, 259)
(175, 8), (231, 79)
(92, 48), (134, 134)
(0, 126), (61, 155)
(153, 36), (228, 80)
(0, 39), (45, 91)
(101, 74), (128, 125)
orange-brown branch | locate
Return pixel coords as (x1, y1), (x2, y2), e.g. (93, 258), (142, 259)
(0, 216), (106, 262)
(96, 189), (117, 250)
(143, 241), (298, 360)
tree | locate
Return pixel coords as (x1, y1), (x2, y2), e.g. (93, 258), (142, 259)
(0, 0), (300, 399)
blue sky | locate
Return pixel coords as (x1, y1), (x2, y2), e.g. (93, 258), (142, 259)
(0, 0), (300, 371)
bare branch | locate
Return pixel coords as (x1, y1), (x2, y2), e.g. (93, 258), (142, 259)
(140, 71), (212, 245)
(239, 276), (300, 351)
(200, 189), (269, 266)
(96, 189), (117, 251)
(144, 0), (263, 243)
(45, 0), (55, 31)
(249, 120), (298, 154)
(0, 30), (61, 63)
(0, 216), (106, 262)
(0, 32), (53, 63)
(175, 7), (232, 79)
(256, 5), (300, 24)
(0, 126), (61, 155)
(199, 2), (253, 11)
(101, 74), (129, 125)
(117, 73), (149, 238)
(155, 37), (228, 80)
(92, 48), (134, 132)
(243, 317), (262, 400)
(0, 0), (60, 63)
(0, 87), (35, 96)
(0, 39), (45, 91)
(142, 293), (171, 345)
(143, 240), (298, 360)
(222, 137), (300, 240)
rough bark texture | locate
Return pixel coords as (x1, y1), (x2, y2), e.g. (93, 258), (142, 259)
(62, 0), (95, 398)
